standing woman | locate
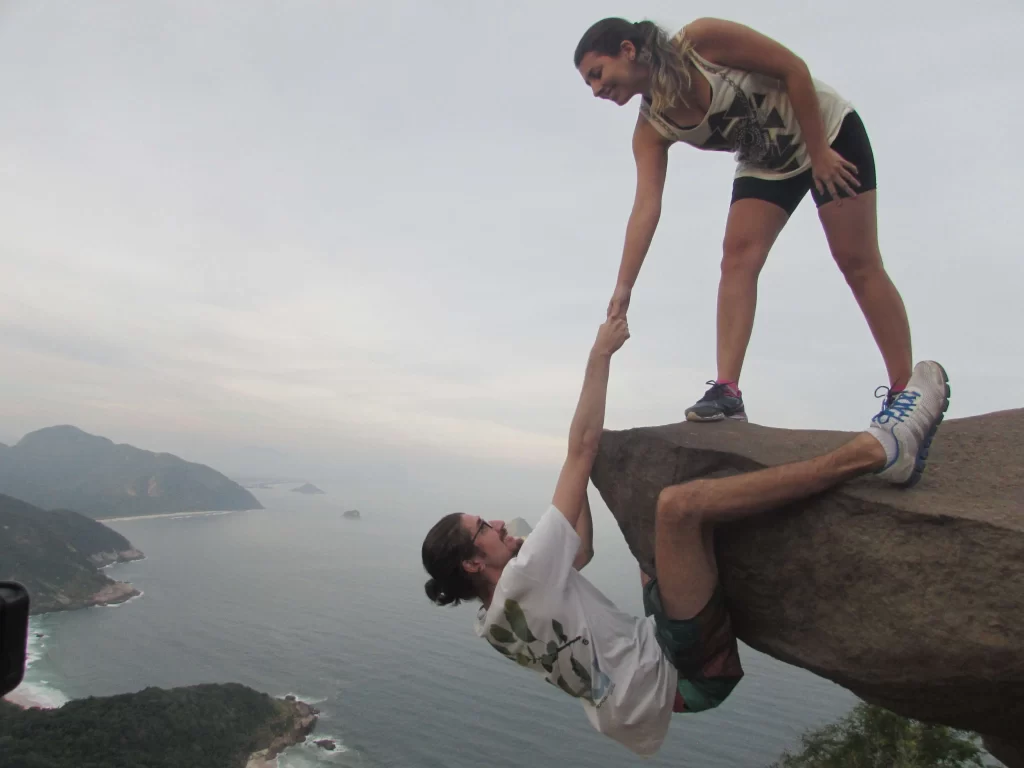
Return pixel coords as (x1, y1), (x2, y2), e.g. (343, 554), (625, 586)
(574, 17), (913, 422)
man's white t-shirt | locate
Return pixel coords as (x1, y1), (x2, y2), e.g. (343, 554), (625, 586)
(473, 505), (678, 756)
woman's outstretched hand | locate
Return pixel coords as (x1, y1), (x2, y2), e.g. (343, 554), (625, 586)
(607, 283), (632, 320)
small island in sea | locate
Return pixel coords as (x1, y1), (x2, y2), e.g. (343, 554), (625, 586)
(290, 483), (325, 495)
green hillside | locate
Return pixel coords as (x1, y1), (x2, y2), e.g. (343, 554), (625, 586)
(0, 494), (140, 614)
(0, 683), (317, 768)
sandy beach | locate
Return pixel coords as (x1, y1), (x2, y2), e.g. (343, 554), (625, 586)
(98, 509), (245, 523)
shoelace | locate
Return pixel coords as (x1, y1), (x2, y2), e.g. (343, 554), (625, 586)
(873, 386), (919, 424)
(701, 380), (737, 401)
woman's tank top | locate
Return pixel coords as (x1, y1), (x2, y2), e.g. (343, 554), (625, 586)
(639, 46), (854, 181)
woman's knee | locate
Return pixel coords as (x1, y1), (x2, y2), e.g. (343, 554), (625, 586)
(833, 248), (885, 293)
(721, 232), (772, 279)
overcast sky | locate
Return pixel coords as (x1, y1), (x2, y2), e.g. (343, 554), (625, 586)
(1, 1), (1021, 518)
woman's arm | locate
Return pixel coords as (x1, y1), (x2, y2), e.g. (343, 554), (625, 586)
(608, 115), (670, 319)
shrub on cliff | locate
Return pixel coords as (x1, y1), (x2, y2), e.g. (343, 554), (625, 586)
(771, 702), (985, 768)
(0, 683), (306, 768)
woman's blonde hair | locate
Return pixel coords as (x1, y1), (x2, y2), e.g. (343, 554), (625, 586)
(573, 18), (694, 113)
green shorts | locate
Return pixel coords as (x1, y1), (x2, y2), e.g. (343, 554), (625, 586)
(642, 578), (745, 714)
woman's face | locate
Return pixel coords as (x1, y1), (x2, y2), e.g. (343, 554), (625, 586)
(577, 41), (647, 106)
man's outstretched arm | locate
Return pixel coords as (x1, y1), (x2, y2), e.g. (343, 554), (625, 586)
(551, 318), (629, 531)
(572, 493), (594, 570)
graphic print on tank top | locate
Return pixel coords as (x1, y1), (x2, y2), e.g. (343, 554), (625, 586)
(641, 62), (806, 175)
(703, 74), (802, 174)
(484, 597), (614, 706)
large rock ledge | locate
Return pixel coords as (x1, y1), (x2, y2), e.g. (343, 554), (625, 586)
(591, 408), (1022, 765)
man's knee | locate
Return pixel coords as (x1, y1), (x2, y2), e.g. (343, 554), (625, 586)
(656, 482), (707, 528)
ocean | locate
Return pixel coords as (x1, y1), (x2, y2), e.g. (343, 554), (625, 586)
(14, 484), (858, 768)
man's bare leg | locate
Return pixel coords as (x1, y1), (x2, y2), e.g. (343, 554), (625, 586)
(638, 360), (947, 716)
(653, 433), (886, 621)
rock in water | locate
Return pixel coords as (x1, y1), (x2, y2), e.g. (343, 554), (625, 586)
(590, 408), (1023, 761)
(291, 483), (325, 495)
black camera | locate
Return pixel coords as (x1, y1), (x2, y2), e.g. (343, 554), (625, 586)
(0, 581), (30, 698)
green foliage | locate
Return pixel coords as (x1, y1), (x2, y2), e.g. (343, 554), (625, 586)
(489, 625), (515, 644)
(770, 702), (985, 768)
(485, 601), (598, 702)
(0, 683), (305, 768)
(0, 494), (126, 614)
(504, 599), (537, 643)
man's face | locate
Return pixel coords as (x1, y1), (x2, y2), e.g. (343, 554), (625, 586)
(461, 514), (523, 577)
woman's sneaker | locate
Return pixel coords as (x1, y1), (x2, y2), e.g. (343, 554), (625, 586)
(685, 381), (748, 422)
(867, 361), (951, 487)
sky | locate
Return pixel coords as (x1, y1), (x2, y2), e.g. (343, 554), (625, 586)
(1, 0), (1022, 520)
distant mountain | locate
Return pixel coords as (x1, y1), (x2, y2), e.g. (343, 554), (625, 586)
(506, 517), (533, 538)
(290, 483), (325, 495)
(0, 683), (317, 768)
(0, 494), (142, 614)
(0, 426), (262, 519)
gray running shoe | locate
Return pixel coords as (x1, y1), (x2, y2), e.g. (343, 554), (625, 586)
(685, 381), (748, 423)
(867, 361), (951, 487)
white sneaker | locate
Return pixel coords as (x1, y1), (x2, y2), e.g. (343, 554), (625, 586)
(867, 361), (951, 487)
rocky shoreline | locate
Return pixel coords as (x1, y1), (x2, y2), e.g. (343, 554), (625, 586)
(87, 580), (140, 608)
(91, 547), (146, 568)
(246, 697), (319, 768)
(31, 547), (145, 614)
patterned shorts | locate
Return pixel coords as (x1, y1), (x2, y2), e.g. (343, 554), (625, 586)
(642, 579), (745, 714)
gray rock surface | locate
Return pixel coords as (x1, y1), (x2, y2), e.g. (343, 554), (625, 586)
(591, 408), (1022, 764)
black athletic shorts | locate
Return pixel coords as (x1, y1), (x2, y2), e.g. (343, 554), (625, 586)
(731, 110), (877, 216)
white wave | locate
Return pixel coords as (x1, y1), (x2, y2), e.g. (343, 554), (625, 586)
(279, 735), (352, 767)
(3, 680), (69, 709)
(4, 619), (72, 710)
(279, 691), (329, 705)
(99, 590), (145, 608)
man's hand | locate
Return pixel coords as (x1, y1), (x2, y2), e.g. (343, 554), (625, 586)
(552, 317), (629, 529)
(593, 316), (630, 357)
(607, 283), (632, 320)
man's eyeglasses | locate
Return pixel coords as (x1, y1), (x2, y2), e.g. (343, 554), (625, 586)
(471, 519), (492, 545)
